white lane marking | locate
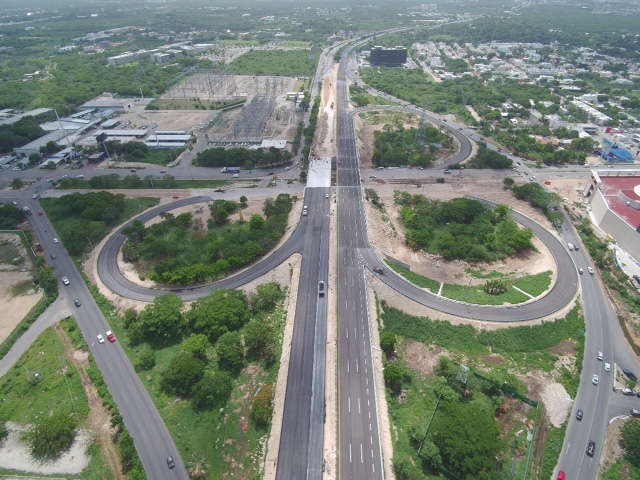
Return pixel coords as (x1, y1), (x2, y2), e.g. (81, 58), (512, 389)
(348, 397), (351, 413)
(360, 444), (364, 463)
(349, 443), (352, 463)
(356, 358), (359, 373)
(358, 397), (361, 413)
(347, 359), (350, 373)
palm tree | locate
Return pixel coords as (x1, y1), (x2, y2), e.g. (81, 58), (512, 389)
(188, 456), (209, 478)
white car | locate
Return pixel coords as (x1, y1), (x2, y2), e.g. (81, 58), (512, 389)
(587, 267), (594, 274)
(62, 276), (70, 286)
(96, 334), (105, 344)
(53, 238), (59, 243)
(598, 351), (604, 361)
(604, 363), (611, 372)
(592, 374), (599, 385)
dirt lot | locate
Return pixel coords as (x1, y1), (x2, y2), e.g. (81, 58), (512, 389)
(0, 233), (42, 341)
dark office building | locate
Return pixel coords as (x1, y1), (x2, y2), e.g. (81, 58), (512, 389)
(370, 46), (407, 67)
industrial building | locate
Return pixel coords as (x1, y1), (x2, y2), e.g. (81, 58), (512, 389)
(584, 170), (640, 262)
(13, 130), (69, 158)
(370, 46), (407, 67)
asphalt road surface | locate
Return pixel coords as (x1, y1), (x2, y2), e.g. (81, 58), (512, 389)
(276, 188), (330, 480)
(4, 195), (189, 479)
(336, 48), (385, 480)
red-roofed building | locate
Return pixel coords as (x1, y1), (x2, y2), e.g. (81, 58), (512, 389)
(584, 170), (640, 260)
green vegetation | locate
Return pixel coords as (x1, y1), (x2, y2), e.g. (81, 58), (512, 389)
(459, 143), (512, 169)
(385, 261), (440, 292)
(122, 194), (293, 285)
(229, 49), (317, 76)
(394, 193), (535, 262)
(195, 146), (292, 169)
(41, 192), (159, 257)
(91, 282), (287, 478)
(0, 112), (52, 152)
(382, 302), (583, 358)
(511, 182), (564, 224)
(601, 419), (640, 478)
(349, 84), (398, 107)
(382, 303), (584, 479)
(0, 204), (27, 229)
(99, 139), (183, 165)
(372, 121), (452, 168)
(58, 175), (229, 190)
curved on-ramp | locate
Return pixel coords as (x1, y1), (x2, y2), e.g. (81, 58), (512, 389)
(96, 118), (577, 324)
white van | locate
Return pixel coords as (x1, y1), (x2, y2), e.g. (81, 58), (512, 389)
(567, 243), (574, 251)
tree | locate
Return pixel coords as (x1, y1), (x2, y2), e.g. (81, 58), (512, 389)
(11, 177), (23, 190)
(383, 362), (405, 392)
(216, 331), (244, 372)
(27, 411), (77, 459)
(160, 352), (206, 397)
(190, 370), (233, 411)
(502, 177), (515, 189)
(380, 330), (396, 356)
(243, 319), (275, 359)
(186, 289), (250, 342)
(138, 293), (184, 344)
(37, 267), (58, 297)
(249, 214), (265, 230)
(432, 402), (505, 477)
(622, 419), (640, 466)
(182, 334), (211, 360)
(252, 282), (283, 312)
(136, 344), (156, 371)
(251, 384), (273, 428)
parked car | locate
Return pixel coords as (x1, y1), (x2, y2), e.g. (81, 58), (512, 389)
(623, 368), (638, 381)
(444, 169), (452, 174)
(630, 409), (640, 418)
(622, 388), (635, 396)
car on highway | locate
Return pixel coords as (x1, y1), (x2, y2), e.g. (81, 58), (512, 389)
(53, 237), (59, 243)
(97, 334), (105, 344)
(622, 388), (635, 396)
(592, 374), (599, 385)
(623, 368), (637, 381)
(37, 210), (43, 215)
(588, 267), (594, 274)
(325, 193), (329, 199)
(598, 351), (603, 361)
(32, 193), (38, 199)
(74, 299), (81, 307)
(443, 169), (452, 174)
(130, 169), (137, 172)
(267, 172), (274, 175)
(167, 456), (175, 469)
(11, 201), (17, 205)
(586, 440), (595, 457)
(604, 362), (611, 372)
(172, 195), (179, 199)
(214, 189), (225, 193)
(160, 169), (166, 173)
(576, 409), (583, 421)
(106, 330), (116, 343)
(557, 470), (566, 480)
(50, 253), (56, 259)
(369, 175), (377, 178)
(630, 409), (640, 418)
(579, 268), (584, 275)
(62, 276), (70, 285)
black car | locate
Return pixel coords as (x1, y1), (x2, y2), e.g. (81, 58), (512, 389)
(167, 456), (175, 469)
(634, 275), (640, 284)
(623, 368), (638, 381)
(576, 409), (583, 421)
(586, 440), (595, 457)
(50, 253), (56, 259)
(267, 172), (274, 175)
(213, 188), (225, 193)
(74, 299), (81, 307)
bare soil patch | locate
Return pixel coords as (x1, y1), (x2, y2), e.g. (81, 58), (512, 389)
(0, 232), (42, 341)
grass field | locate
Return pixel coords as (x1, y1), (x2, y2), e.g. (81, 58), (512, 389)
(229, 49), (317, 76)
(0, 325), (114, 479)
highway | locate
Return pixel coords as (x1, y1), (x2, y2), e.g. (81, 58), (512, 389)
(336, 48), (385, 480)
(275, 188), (330, 480)
(0, 193), (189, 479)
